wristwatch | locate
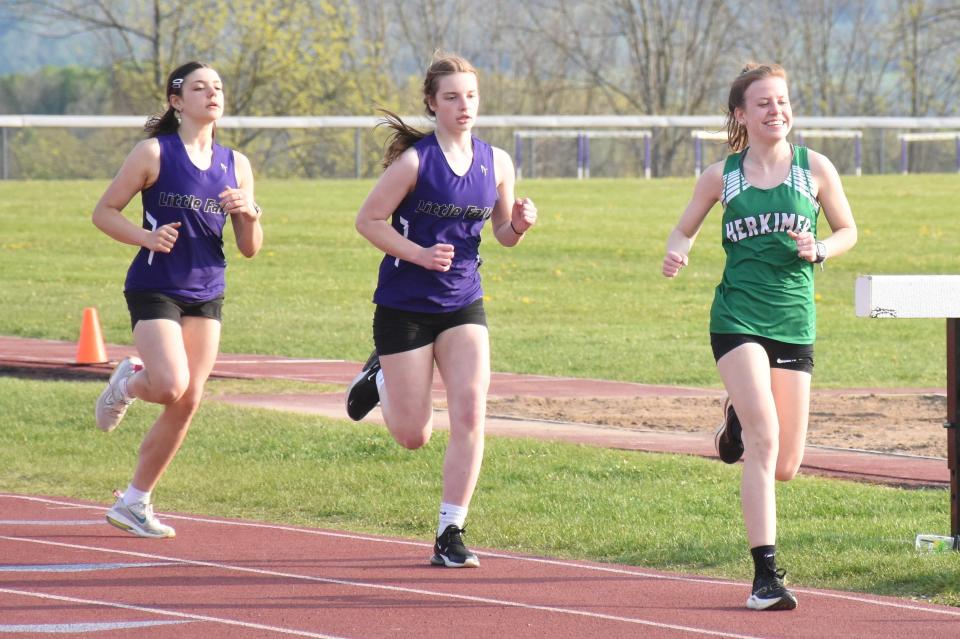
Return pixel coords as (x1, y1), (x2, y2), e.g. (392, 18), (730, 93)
(252, 202), (262, 219)
(814, 241), (827, 264)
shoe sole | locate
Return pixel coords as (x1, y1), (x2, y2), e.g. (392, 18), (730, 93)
(714, 399), (744, 464)
(345, 369), (379, 421)
(430, 553), (480, 568)
(105, 511), (175, 539)
(95, 357), (142, 432)
(746, 593), (798, 611)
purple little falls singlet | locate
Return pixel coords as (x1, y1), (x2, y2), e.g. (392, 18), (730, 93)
(373, 133), (498, 313)
(124, 133), (237, 301)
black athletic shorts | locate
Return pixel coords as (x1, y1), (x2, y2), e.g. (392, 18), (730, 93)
(710, 333), (814, 374)
(124, 291), (224, 330)
(373, 298), (487, 356)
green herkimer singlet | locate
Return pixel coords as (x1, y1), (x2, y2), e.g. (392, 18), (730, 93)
(710, 145), (820, 344)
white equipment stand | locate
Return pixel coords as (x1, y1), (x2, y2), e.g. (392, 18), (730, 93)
(855, 275), (960, 549)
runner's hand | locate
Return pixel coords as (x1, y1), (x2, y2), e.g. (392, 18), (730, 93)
(219, 187), (259, 221)
(419, 243), (455, 272)
(787, 230), (817, 262)
(144, 221), (181, 253)
(511, 197), (537, 233)
(662, 251), (688, 277)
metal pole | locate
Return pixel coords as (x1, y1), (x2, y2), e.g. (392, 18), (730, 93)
(1, 128), (6, 180)
(529, 137), (536, 179)
(354, 128), (361, 179)
(644, 135), (651, 180)
(514, 133), (522, 181)
(955, 135), (960, 174)
(947, 318), (960, 545)
(576, 134), (583, 180)
(900, 137), (908, 174)
(694, 136), (702, 177)
(855, 136), (862, 177)
(584, 135), (590, 179)
(878, 131), (885, 174)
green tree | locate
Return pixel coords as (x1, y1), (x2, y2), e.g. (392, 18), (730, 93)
(4, 0), (393, 176)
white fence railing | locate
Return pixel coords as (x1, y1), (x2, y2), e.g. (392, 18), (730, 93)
(2, 114), (960, 179)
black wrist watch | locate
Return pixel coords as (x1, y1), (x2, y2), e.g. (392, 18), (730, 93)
(814, 241), (827, 264)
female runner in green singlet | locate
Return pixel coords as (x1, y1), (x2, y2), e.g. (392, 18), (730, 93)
(661, 63), (857, 611)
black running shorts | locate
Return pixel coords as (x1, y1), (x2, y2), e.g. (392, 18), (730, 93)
(373, 298), (487, 356)
(710, 333), (814, 374)
(124, 291), (224, 330)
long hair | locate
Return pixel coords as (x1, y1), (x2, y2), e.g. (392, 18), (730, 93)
(144, 61), (213, 138)
(380, 52), (478, 167)
(724, 63), (788, 152)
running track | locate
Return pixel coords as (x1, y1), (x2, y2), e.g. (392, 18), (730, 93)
(1, 494), (957, 638)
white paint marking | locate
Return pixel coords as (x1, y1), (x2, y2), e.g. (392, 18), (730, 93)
(0, 588), (347, 638)
(215, 359), (345, 365)
(0, 520), (102, 526)
(0, 562), (177, 573)
(4, 494), (959, 624)
(0, 542), (763, 639)
(0, 620), (189, 633)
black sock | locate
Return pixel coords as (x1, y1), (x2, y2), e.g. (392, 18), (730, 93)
(750, 545), (777, 580)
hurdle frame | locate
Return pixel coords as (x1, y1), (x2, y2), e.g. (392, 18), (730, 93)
(795, 129), (863, 176)
(856, 274), (960, 548)
(514, 129), (652, 180)
(898, 132), (960, 175)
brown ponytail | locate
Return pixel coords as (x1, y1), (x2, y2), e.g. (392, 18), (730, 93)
(724, 63), (787, 152)
(378, 109), (430, 168)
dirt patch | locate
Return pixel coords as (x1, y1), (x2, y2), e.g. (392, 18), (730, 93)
(483, 393), (950, 459)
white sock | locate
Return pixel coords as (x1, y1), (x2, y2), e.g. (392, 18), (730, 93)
(375, 369), (385, 394)
(122, 484), (150, 506)
(438, 502), (468, 537)
(375, 368), (389, 414)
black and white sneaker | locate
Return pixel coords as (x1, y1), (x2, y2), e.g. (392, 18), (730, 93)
(430, 524), (480, 568)
(747, 568), (798, 611)
(714, 397), (744, 464)
(345, 350), (381, 421)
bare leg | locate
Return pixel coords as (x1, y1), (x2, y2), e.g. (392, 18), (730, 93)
(716, 344), (779, 548)
(770, 368), (811, 481)
(129, 317), (221, 492)
(434, 324), (490, 507)
(379, 344), (436, 450)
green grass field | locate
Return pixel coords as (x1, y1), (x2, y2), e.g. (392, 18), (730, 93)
(0, 175), (954, 387)
(1, 176), (957, 607)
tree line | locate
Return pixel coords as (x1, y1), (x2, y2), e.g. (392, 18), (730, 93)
(1, 0), (958, 178)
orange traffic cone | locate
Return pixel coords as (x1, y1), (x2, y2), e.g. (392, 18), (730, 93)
(76, 307), (108, 364)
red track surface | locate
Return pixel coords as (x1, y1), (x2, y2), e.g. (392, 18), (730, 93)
(2, 494), (958, 639)
(2, 336), (958, 636)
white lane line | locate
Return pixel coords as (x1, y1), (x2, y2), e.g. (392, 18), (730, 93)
(0, 520), (102, 526)
(0, 562), (178, 573)
(5, 494), (959, 620)
(0, 619), (189, 633)
(215, 359), (345, 365)
(0, 536), (764, 639)
(0, 588), (347, 638)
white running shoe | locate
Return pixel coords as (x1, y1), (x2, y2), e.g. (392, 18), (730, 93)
(95, 356), (143, 432)
(105, 495), (176, 538)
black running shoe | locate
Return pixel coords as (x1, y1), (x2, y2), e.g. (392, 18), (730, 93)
(345, 350), (381, 421)
(714, 397), (744, 464)
(430, 524), (480, 568)
(747, 567), (798, 610)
